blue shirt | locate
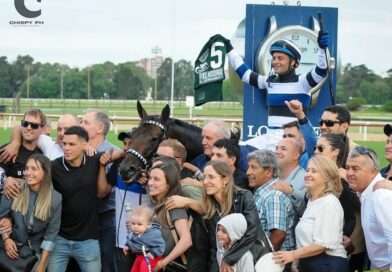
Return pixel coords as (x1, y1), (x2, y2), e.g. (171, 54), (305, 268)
(286, 166), (306, 216)
(254, 179), (296, 250)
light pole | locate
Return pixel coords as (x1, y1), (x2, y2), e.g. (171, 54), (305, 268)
(60, 68), (64, 99)
(151, 46), (162, 102)
(87, 66), (91, 99)
(26, 65), (30, 98)
(170, 0), (176, 116)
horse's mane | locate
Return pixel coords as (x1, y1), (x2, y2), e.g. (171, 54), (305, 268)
(145, 115), (203, 161)
(166, 118), (202, 135)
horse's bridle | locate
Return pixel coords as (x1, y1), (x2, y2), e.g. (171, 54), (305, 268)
(125, 119), (166, 170)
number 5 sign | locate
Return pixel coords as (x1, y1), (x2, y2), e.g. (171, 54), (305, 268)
(194, 35), (229, 106)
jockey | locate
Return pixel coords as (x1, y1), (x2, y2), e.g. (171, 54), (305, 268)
(224, 30), (329, 128)
(221, 31), (328, 160)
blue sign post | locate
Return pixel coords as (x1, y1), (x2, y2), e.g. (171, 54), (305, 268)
(242, 4), (338, 140)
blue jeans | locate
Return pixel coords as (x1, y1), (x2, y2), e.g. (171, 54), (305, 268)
(299, 253), (348, 272)
(48, 236), (101, 272)
(99, 210), (116, 272)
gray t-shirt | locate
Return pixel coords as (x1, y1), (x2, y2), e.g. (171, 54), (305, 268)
(155, 207), (188, 256)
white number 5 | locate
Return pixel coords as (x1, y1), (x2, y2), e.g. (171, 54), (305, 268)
(210, 42), (224, 69)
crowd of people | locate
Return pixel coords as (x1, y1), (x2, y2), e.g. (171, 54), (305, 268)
(0, 102), (390, 272)
(0, 29), (391, 272)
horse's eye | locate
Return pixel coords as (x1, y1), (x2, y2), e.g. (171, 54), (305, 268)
(151, 137), (159, 142)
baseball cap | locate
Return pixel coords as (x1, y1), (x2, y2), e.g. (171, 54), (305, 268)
(118, 130), (132, 141)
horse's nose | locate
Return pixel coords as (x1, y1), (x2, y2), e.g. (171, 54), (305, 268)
(119, 168), (132, 180)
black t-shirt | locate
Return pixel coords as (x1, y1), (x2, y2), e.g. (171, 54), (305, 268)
(0, 144), (42, 179)
(51, 154), (101, 241)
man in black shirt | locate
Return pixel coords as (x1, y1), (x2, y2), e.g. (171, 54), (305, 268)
(47, 126), (111, 272)
(211, 138), (249, 190)
(1, 109), (44, 194)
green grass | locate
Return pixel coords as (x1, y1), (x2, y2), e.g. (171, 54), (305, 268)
(358, 140), (388, 168)
(0, 98), (243, 118)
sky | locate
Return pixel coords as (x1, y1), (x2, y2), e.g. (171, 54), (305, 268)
(1, 0), (391, 74)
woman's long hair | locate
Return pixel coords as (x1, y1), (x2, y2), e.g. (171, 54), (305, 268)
(308, 155), (342, 199)
(321, 133), (349, 168)
(203, 160), (235, 220)
(149, 156), (182, 227)
(12, 154), (53, 222)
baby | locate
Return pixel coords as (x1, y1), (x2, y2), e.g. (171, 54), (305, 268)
(125, 206), (165, 272)
(216, 213), (255, 272)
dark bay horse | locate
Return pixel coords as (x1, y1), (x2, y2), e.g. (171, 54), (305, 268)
(118, 101), (203, 181)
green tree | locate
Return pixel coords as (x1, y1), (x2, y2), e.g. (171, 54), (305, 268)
(222, 80), (240, 101)
(113, 63), (145, 99)
(30, 63), (64, 98)
(157, 58), (195, 100)
(91, 62), (116, 99)
(359, 79), (391, 105)
(9, 55), (36, 112)
(174, 59), (193, 99)
(156, 58), (172, 100)
(337, 64), (378, 101)
(0, 57), (12, 97)
(63, 68), (86, 99)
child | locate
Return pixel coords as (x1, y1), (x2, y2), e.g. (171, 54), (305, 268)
(216, 213), (255, 272)
(125, 206), (165, 272)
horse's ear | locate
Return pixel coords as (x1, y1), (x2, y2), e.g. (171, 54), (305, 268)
(160, 104), (170, 123)
(137, 100), (148, 119)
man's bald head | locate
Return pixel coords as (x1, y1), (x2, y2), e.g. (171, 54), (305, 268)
(275, 138), (302, 168)
(57, 114), (80, 145)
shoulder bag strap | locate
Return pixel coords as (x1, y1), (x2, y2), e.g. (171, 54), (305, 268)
(165, 210), (189, 265)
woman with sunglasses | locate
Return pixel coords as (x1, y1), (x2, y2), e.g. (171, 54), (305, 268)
(273, 155), (348, 271)
(314, 133), (363, 272)
(0, 154), (62, 272)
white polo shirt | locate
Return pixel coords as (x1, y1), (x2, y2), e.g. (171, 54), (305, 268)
(295, 193), (346, 258)
(37, 134), (63, 160)
(361, 173), (392, 270)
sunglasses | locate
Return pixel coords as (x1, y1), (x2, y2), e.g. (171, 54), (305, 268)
(352, 146), (378, 165)
(21, 120), (42, 129)
(319, 119), (341, 127)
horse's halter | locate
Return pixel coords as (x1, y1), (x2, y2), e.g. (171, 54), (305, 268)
(126, 119), (166, 171)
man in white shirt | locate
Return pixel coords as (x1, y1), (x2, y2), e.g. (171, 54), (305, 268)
(346, 146), (392, 271)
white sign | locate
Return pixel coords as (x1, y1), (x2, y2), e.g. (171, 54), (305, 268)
(185, 96), (194, 107)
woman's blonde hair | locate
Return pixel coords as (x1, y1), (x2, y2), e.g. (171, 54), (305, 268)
(12, 154), (53, 222)
(307, 155), (342, 199)
(203, 160), (236, 219)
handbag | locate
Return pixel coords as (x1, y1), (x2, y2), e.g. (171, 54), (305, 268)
(254, 232), (284, 272)
(164, 210), (193, 272)
(0, 240), (38, 272)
